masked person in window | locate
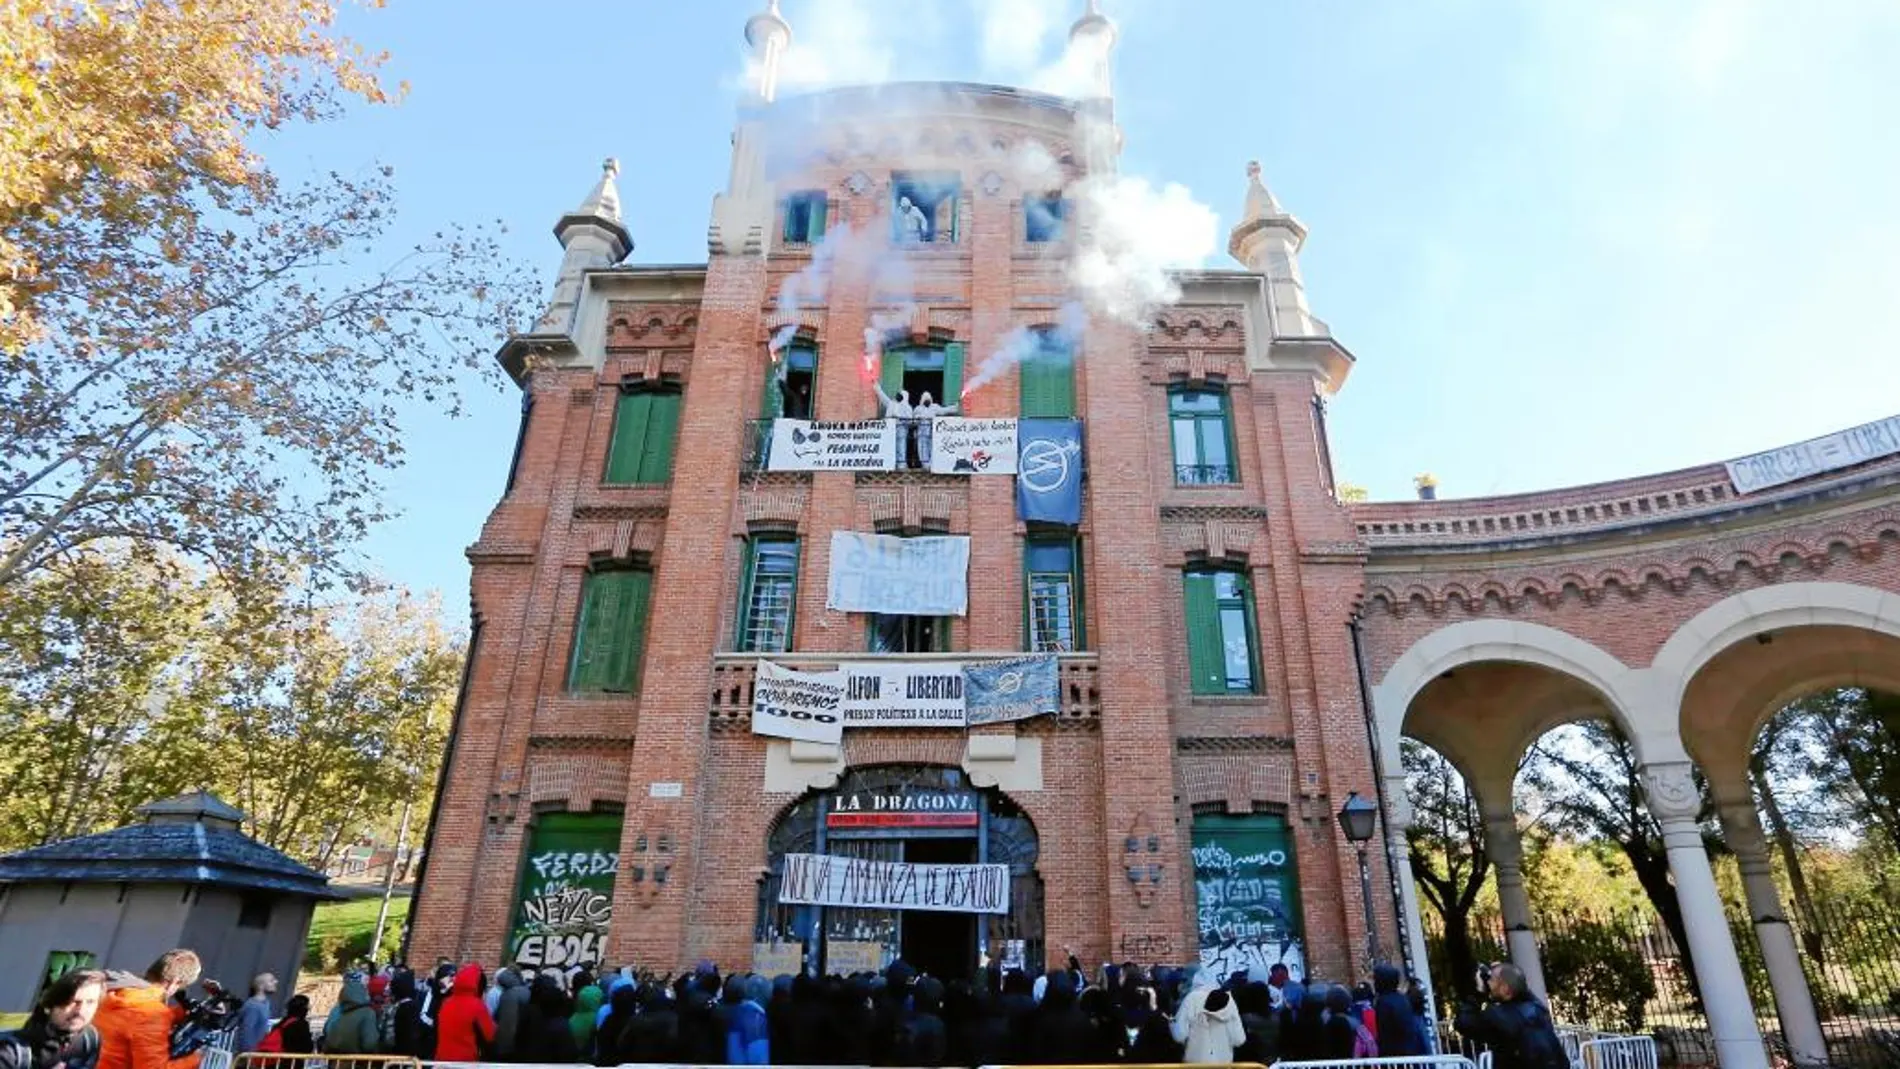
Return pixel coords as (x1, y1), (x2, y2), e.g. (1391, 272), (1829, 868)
(896, 196), (930, 243)
(872, 382), (920, 468)
(912, 391), (958, 470)
(1455, 963), (1569, 1069)
(0, 969), (105, 1069)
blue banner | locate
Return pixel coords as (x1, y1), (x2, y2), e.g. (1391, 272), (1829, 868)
(1016, 419), (1083, 525)
(964, 655), (1059, 726)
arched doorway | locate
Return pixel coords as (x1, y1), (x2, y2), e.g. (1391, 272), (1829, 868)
(756, 765), (1043, 980)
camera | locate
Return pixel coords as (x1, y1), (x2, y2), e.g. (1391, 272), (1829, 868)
(169, 978), (244, 1058)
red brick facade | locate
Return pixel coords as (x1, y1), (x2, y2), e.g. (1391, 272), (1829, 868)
(406, 77), (1900, 1000)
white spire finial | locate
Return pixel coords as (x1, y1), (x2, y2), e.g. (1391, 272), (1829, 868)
(572, 157), (623, 225)
(745, 0), (793, 104)
(1242, 159), (1284, 223)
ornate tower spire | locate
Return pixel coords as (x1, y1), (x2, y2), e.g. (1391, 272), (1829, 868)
(1067, 0), (1117, 101)
(744, 0), (793, 105)
(537, 158), (633, 333)
(1228, 161), (1318, 336)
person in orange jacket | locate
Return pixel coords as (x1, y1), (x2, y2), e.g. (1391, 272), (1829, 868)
(94, 950), (202, 1069)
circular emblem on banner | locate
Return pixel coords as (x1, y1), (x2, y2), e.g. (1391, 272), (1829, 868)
(1019, 437), (1074, 494)
(993, 669), (1026, 695)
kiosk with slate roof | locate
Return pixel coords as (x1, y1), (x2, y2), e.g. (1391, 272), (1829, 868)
(0, 791), (342, 1011)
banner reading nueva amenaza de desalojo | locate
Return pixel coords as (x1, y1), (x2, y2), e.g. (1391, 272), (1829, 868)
(777, 852), (1009, 914)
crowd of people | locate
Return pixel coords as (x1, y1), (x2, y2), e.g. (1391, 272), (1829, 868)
(0, 947), (1567, 1069)
(255, 954), (1446, 1066)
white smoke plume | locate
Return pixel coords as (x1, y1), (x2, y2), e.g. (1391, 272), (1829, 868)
(749, 2), (1219, 397)
(961, 299), (1089, 398)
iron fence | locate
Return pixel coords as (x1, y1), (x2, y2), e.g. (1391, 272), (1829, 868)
(1423, 899), (1900, 1068)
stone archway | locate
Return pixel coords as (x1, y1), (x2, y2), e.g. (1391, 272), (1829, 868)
(1661, 582), (1900, 1067)
(755, 763), (1043, 978)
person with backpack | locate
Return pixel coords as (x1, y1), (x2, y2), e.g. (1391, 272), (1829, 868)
(0, 968), (105, 1069)
(1456, 963), (1569, 1069)
(254, 995), (314, 1056)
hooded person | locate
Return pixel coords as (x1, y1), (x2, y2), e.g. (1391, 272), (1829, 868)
(1375, 963), (1429, 1057)
(723, 974), (771, 1066)
(594, 973), (631, 1031)
(593, 980), (641, 1067)
(94, 950), (203, 1069)
(432, 964), (495, 1063)
(491, 967), (530, 1060)
(1181, 986), (1247, 1065)
(1027, 971), (1102, 1065)
(618, 983), (683, 1066)
(321, 974), (381, 1055)
(568, 982), (604, 1057)
(519, 973), (577, 1064)
(383, 968), (423, 1057)
(0, 968), (105, 1069)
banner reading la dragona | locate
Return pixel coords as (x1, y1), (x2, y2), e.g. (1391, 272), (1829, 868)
(778, 852), (1010, 914)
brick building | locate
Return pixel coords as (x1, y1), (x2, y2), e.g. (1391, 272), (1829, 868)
(409, 11), (1900, 1060)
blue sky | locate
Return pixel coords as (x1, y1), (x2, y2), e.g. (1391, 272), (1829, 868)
(262, 0), (1900, 619)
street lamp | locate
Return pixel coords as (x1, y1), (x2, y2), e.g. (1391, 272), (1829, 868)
(1336, 791), (1382, 966)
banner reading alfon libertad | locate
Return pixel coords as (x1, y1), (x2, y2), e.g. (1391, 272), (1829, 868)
(777, 852), (1010, 914)
(826, 532), (969, 616)
(838, 661), (967, 728)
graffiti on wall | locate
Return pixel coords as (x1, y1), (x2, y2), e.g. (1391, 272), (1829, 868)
(1191, 814), (1306, 980)
(509, 814), (622, 969)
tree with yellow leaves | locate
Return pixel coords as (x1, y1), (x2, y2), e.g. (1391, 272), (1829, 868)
(0, 0), (394, 353)
(0, 2), (536, 589)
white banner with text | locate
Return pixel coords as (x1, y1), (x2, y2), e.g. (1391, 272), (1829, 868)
(838, 662), (968, 728)
(825, 532), (969, 616)
(777, 852), (1010, 914)
(750, 661), (846, 744)
(929, 417), (1018, 474)
(767, 420), (898, 471)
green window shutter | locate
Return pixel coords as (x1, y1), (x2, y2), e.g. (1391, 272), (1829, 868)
(1185, 572), (1226, 695)
(603, 392), (652, 484)
(1020, 342), (1075, 418)
(760, 363), (784, 419)
(946, 192), (960, 243)
(635, 392), (680, 484)
(810, 197), (827, 241)
(569, 572), (624, 691)
(781, 198), (796, 243)
(735, 538), (758, 650)
(1070, 535), (1086, 650)
(943, 342), (966, 403)
(880, 345), (906, 399)
(1049, 345), (1075, 417)
(604, 570), (651, 692)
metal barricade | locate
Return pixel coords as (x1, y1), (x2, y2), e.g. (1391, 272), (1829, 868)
(235, 1055), (423, 1069)
(1477, 1051), (1493, 1069)
(1580, 1035), (1659, 1069)
(199, 1048), (234, 1069)
(1274, 1056), (1478, 1069)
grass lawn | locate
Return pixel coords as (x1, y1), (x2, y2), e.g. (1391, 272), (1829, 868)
(304, 895), (409, 971)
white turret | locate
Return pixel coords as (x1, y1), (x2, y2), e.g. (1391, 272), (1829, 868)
(1067, 0), (1117, 102)
(744, 0), (793, 106)
(1228, 160), (1319, 337)
(537, 158), (632, 333)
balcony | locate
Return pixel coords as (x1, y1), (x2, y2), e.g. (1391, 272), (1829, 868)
(709, 652), (1102, 731)
(742, 417), (1086, 476)
(1174, 463), (1237, 486)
